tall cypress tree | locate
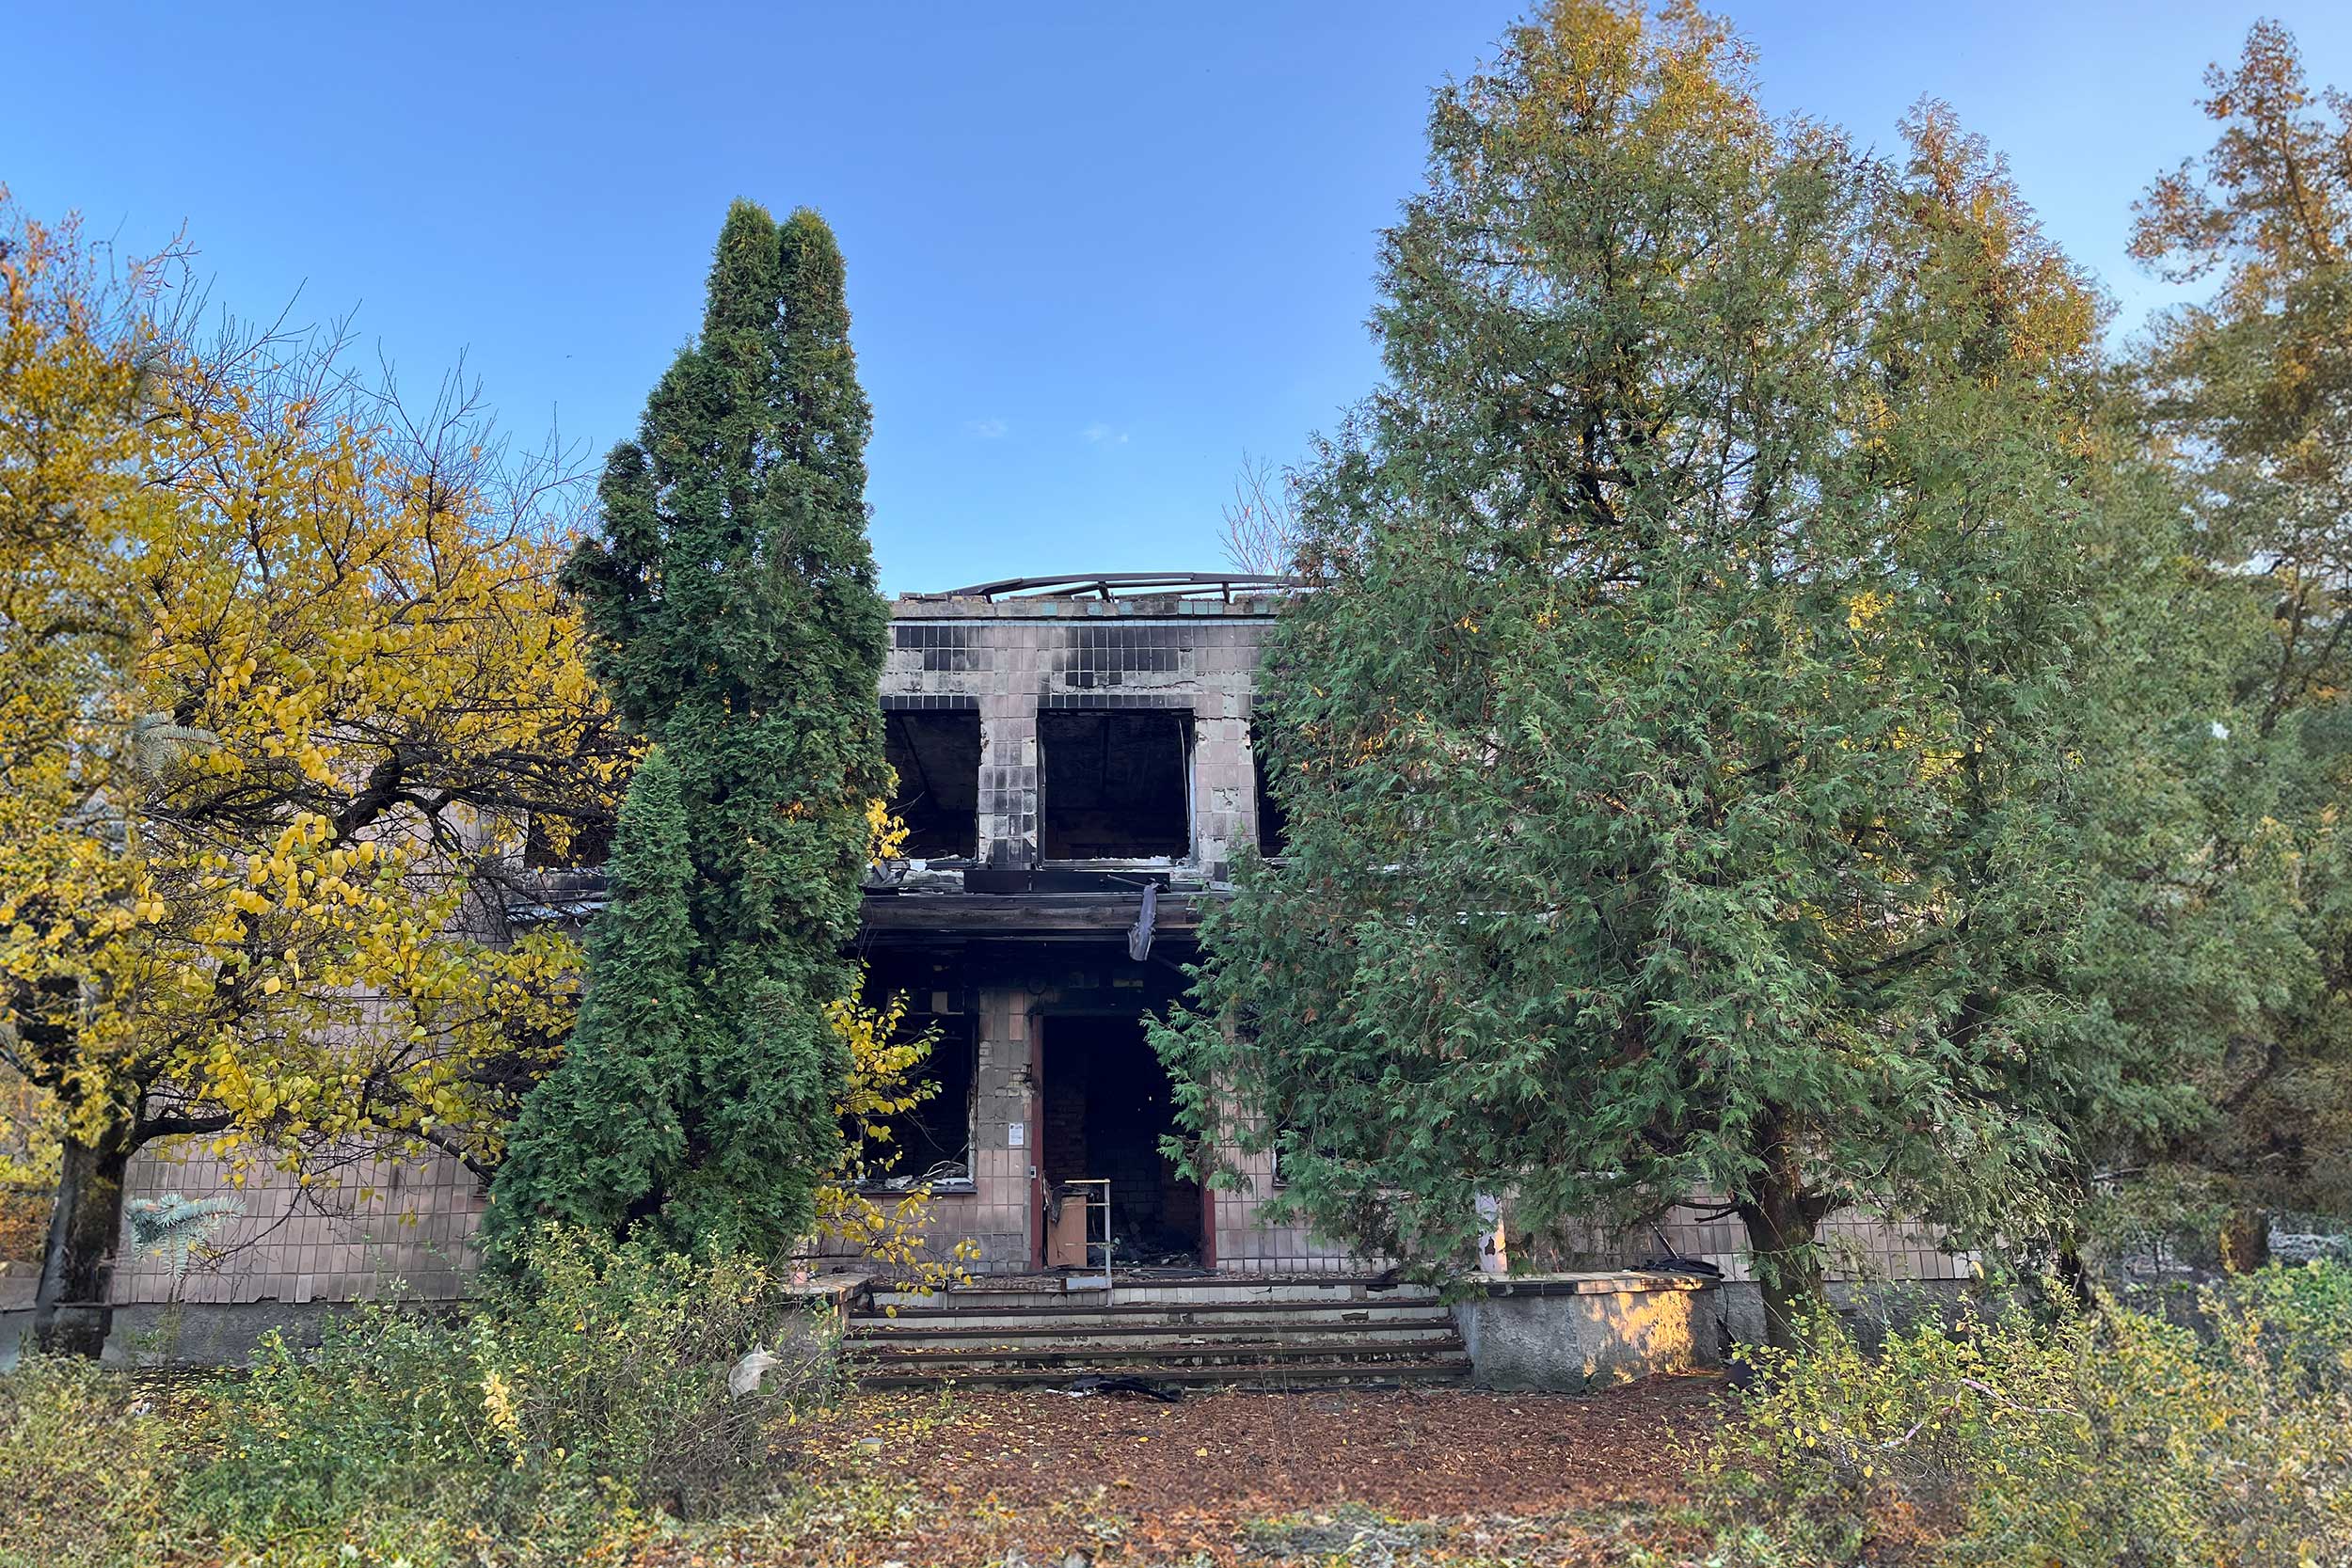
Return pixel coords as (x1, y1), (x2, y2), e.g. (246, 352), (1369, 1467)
(487, 747), (697, 1249)
(490, 202), (890, 1259)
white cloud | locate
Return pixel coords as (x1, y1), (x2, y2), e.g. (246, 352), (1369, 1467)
(1082, 422), (1130, 446)
(966, 418), (1008, 439)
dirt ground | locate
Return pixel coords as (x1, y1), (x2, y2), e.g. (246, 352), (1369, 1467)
(688, 1373), (1732, 1565)
(809, 1375), (1724, 1516)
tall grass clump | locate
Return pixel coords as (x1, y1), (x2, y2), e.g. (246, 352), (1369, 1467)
(0, 1354), (195, 1568)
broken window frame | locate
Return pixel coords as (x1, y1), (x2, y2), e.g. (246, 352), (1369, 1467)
(1247, 713), (1291, 861)
(521, 810), (614, 871)
(518, 715), (630, 870)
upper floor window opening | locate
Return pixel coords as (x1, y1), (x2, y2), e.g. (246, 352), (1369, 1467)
(1039, 707), (1193, 862)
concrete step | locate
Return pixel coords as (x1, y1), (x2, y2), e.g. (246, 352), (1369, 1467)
(858, 1354), (1471, 1391)
(847, 1325), (1449, 1354)
(849, 1274), (1471, 1391)
(851, 1300), (1455, 1333)
(859, 1341), (1466, 1374)
(867, 1279), (1440, 1313)
(850, 1323), (1464, 1354)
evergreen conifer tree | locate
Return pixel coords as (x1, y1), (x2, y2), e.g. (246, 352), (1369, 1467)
(485, 747), (697, 1248)
(2123, 20), (2352, 1256)
(490, 202), (890, 1258)
(1154, 2), (2274, 1346)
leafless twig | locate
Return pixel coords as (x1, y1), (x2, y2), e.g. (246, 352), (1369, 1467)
(1220, 451), (1304, 576)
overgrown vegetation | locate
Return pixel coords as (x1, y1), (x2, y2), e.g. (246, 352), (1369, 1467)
(1, 1227), (854, 1568)
(1664, 1263), (2352, 1566)
(0, 1354), (187, 1568)
(10, 1259), (2347, 1568)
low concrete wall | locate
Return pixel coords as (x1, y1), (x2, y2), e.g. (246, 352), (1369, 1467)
(1708, 1276), (1981, 1355)
(1, 1298), (458, 1370)
(1453, 1272), (1722, 1391)
(1456, 1271), (1993, 1389)
(105, 1300), (371, 1368)
(3, 1272), (867, 1370)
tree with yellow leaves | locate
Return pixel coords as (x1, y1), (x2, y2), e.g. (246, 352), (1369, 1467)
(0, 191), (617, 1354)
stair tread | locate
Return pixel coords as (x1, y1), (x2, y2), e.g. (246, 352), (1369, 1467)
(861, 1357), (1470, 1389)
(856, 1299), (1446, 1321)
(858, 1339), (1464, 1366)
(852, 1337), (1460, 1353)
(849, 1320), (1454, 1340)
(849, 1284), (1470, 1387)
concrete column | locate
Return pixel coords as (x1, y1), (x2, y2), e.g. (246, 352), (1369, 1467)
(977, 697), (1039, 869)
(969, 986), (1039, 1271)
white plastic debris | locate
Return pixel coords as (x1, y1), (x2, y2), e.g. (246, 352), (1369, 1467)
(726, 1347), (782, 1398)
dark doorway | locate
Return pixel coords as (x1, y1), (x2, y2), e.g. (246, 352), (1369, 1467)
(883, 708), (981, 859)
(1040, 1014), (1201, 1265)
(1038, 708), (1191, 861)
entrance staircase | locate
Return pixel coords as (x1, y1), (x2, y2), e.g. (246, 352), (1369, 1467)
(846, 1275), (1472, 1391)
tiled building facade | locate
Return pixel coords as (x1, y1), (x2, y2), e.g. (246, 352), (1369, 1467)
(107, 578), (1968, 1307)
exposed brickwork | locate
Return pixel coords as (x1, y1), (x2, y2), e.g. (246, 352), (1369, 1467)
(111, 1144), (484, 1306)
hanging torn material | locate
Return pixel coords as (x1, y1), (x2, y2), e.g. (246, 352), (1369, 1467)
(1127, 880), (1158, 961)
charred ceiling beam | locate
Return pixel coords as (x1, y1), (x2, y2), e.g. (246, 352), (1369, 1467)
(914, 572), (1299, 603)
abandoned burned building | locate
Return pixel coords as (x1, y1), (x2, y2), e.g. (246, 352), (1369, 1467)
(836, 571), (1298, 1275)
(74, 572), (1968, 1356)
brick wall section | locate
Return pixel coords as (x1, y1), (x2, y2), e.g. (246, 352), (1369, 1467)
(1213, 1150), (1375, 1275)
(965, 987), (1039, 1271)
(810, 981), (1040, 1276)
(111, 1144), (483, 1306)
(111, 805), (513, 1307)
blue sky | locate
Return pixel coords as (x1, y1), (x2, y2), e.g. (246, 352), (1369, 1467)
(9, 3), (2350, 594)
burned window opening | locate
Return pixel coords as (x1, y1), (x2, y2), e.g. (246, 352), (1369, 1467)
(1039, 708), (1192, 861)
(866, 1011), (977, 1187)
(1248, 716), (1289, 859)
(521, 718), (629, 869)
(883, 709), (981, 860)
